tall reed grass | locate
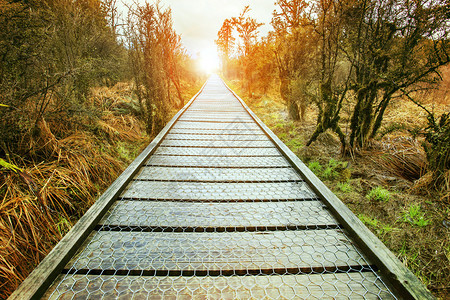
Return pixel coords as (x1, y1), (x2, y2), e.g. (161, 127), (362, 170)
(0, 83), (148, 298)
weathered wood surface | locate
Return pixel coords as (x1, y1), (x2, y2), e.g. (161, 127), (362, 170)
(160, 139), (274, 147)
(164, 133), (270, 140)
(135, 166), (301, 181)
(98, 201), (337, 227)
(65, 230), (368, 271)
(153, 147), (282, 156)
(178, 116), (255, 122)
(168, 128), (265, 135)
(171, 121), (261, 130)
(120, 181), (316, 200)
(44, 272), (395, 300)
(144, 156), (289, 167)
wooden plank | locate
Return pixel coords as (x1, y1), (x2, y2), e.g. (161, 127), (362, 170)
(221, 77), (435, 298)
(181, 112), (250, 117)
(179, 116), (254, 121)
(180, 112), (253, 118)
(64, 230), (369, 271)
(164, 133), (270, 141)
(98, 201), (337, 227)
(187, 108), (247, 112)
(8, 78), (211, 300)
(135, 166), (301, 181)
(160, 139), (274, 147)
(168, 128), (265, 135)
(120, 181), (316, 200)
(172, 121), (261, 130)
(144, 156), (289, 167)
(44, 272), (395, 299)
(188, 105), (244, 110)
(176, 119), (255, 123)
(153, 147), (281, 156)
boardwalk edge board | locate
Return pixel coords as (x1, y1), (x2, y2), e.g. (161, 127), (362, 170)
(221, 77), (434, 299)
(8, 81), (208, 300)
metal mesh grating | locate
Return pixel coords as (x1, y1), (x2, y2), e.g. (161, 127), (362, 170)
(44, 76), (396, 299)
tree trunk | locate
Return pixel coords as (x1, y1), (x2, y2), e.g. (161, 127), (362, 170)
(280, 78), (300, 120)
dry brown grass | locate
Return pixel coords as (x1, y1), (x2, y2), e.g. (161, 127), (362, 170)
(0, 82), (149, 299)
(369, 138), (427, 182)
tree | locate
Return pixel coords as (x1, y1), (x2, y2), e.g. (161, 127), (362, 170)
(248, 36), (277, 95)
(126, 1), (191, 133)
(216, 19), (235, 77)
(0, 0), (124, 156)
(156, 6), (185, 108)
(306, 0), (450, 154)
(126, 2), (169, 135)
(306, 0), (350, 149)
(346, 0), (450, 150)
(272, 0), (317, 121)
(231, 6), (263, 95)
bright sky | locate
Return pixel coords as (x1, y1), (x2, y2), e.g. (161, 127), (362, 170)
(120, 0), (275, 72)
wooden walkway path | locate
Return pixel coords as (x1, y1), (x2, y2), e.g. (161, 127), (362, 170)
(11, 75), (433, 299)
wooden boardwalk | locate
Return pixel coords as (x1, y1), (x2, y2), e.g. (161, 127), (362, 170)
(11, 75), (433, 299)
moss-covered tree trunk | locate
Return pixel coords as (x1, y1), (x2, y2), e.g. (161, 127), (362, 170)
(306, 80), (346, 151)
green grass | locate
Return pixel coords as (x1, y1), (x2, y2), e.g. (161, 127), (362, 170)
(0, 158), (22, 173)
(366, 186), (390, 202)
(285, 138), (303, 153)
(308, 161), (322, 176)
(322, 166), (338, 180)
(403, 204), (430, 227)
(56, 217), (72, 236)
(337, 182), (352, 193)
(359, 214), (379, 227)
(359, 214), (394, 237)
(308, 159), (348, 181)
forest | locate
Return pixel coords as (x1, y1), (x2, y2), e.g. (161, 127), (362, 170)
(216, 0), (449, 297)
(0, 0), (449, 298)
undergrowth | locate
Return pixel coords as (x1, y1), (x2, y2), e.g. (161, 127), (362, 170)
(241, 79), (450, 298)
(0, 83), (150, 298)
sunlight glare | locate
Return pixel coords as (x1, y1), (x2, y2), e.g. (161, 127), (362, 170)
(198, 49), (220, 74)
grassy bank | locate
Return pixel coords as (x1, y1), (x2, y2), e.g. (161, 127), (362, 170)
(228, 80), (450, 299)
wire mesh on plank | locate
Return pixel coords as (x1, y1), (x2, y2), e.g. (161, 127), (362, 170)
(43, 75), (397, 299)
(153, 147), (282, 156)
(120, 181), (317, 201)
(171, 122), (262, 130)
(135, 167), (301, 182)
(167, 128), (266, 135)
(164, 134), (270, 141)
(98, 200), (336, 228)
(144, 156), (290, 168)
(45, 273), (395, 299)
